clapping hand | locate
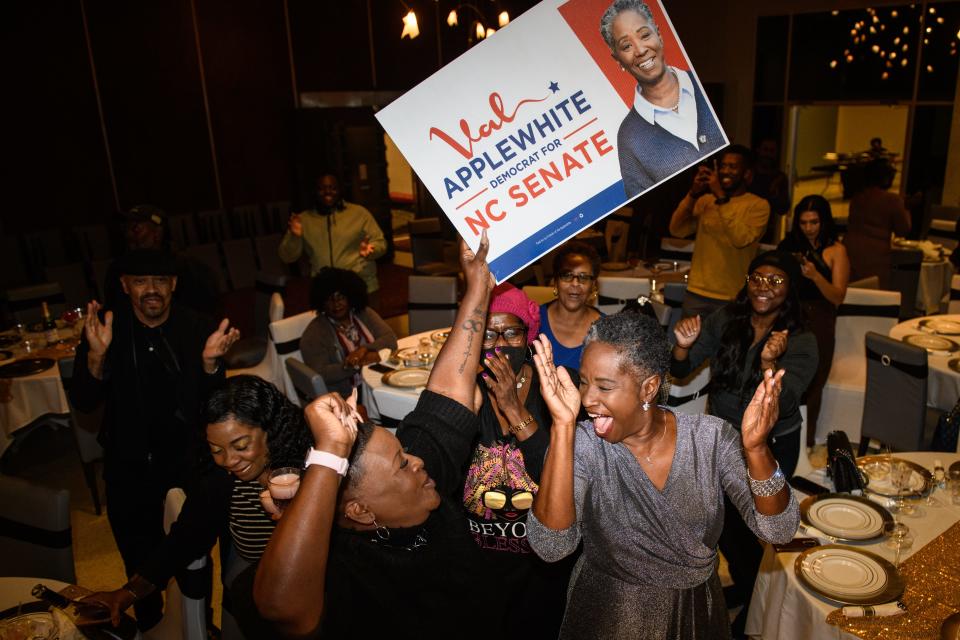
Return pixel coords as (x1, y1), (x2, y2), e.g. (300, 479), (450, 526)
(359, 235), (375, 258)
(288, 213), (303, 237)
(673, 315), (701, 350)
(741, 368), (785, 452)
(84, 300), (113, 356)
(532, 335), (580, 427)
(760, 329), (788, 366)
(202, 319), (241, 370)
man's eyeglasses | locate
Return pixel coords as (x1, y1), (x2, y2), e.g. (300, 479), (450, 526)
(558, 272), (596, 284)
(482, 489), (534, 511)
(483, 326), (527, 345)
(746, 273), (787, 288)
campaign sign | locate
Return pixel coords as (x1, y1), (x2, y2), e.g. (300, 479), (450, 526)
(376, 0), (727, 282)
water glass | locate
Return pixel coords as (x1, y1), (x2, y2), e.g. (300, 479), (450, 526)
(882, 521), (914, 567)
(268, 467), (302, 513)
(891, 461), (917, 516)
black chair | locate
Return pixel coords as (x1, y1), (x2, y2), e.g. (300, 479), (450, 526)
(285, 358), (329, 407)
(857, 332), (939, 454)
(167, 213), (199, 249)
(223, 273), (287, 369)
(230, 204), (264, 238)
(24, 230), (69, 279)
(254, 233), (286, 277)
(196, 209), (232, 243)
(890, 249), (922, 320)
(0, 474), (75, 582)
(182, 243), (228, 293)
(57, 357), (104, 515)
(409, 218), (459, 276)
(72, 224), (114, 261)
(264, 201), (291, 233)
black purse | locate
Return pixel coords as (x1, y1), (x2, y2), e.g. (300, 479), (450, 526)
(932, 398), (960, 452)
(826, 431), (866, 494)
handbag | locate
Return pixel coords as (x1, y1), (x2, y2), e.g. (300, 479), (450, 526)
(931, 397), (960, 452)
(826, 431), (866, 494)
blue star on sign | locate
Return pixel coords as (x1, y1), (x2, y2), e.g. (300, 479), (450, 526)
(548, 81), (560, 93)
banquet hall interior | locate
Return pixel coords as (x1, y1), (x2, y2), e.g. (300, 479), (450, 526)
(3, 0), (960, 638)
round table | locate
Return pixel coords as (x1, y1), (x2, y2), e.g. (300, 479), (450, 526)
(361, 329), (441, 422)
(889, 314), (960, 413)
(745, 451), (960, 640)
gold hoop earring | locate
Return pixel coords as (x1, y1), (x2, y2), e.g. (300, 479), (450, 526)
(553, 287), (558, 297)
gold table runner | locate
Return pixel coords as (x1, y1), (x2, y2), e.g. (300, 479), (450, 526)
(826, 521), (960, 639)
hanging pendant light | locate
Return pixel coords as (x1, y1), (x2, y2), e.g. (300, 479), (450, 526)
(401, 10), (419, 39)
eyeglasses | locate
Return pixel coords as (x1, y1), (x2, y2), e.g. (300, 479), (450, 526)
(558, 272), (596, 284)
(746, 273), (787, 288)
(482, 326), (527, 345)
(482, 489), (534, 511)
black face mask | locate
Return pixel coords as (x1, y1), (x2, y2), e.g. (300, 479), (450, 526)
(481, 344), (528, 378)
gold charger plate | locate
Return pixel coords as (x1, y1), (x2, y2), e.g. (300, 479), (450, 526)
(901, 333), (960, 355)
(919, 318), (960, 336)
(382, 368), (430, 388)
(794, 544), (905, 606)
(857, 455), (932, 497)
(799, 493), (893, 541)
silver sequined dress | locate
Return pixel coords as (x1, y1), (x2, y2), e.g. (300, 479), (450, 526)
(527, 410), (799, 639)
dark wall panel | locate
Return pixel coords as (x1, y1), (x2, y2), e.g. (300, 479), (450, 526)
(4, 0), (114, 232)
(371, 2), (439, 90)
(195, 0), (294, 207)
(86, 0), (217, 212)
(289, 0), (373, 91)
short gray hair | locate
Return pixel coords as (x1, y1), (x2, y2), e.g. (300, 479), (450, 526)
(584, 312), (670, 382)
(599, 0), (658, 53)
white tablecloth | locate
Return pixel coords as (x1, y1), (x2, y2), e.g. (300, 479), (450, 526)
(917, 259), (954, 315)
(745, 451), (960, 640)
(361, 330), (438, 422)
(889, 314), (960, 413)
(0, 365), (69, 458)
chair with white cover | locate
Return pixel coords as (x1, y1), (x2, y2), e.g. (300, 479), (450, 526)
(660, 237), (695, 261)
(666, 363), (710, 416)
(927, 218), (958, 250)
(662, 282), (687, 334)
(597, 277), (651, 315)
(0, 474), (75, 582)
(285, 358), (329, 406)
(521, 286), (555, 306)
(794, 405), (814, 478)
(269, 310), (318, 404)
(949, 273), (960, 314)
(408, 275), (458, 335)
(604, 208), (632, 262)
(58, 357), (104, 515)
(857, 332), (938, 455)
(817, 287), (901, 444)
(227, 292), (285, 386)
(143, 488), (206, 640)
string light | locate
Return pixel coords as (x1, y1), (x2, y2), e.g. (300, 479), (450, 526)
(830, 59), (838, 68)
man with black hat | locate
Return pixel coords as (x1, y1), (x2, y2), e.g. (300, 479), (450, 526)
(71, 248), (239, 631)
(103, 205), (220, 317)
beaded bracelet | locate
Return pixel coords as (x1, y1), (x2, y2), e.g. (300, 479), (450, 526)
(747, 461), (786, 497)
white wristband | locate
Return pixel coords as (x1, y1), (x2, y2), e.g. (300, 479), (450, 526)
(304, 448), (349, 477)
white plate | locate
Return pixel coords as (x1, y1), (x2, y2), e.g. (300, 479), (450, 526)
(920, 318), (960, 335)
(799, 547), (888, 597)
(806, 498), (884, 539)
(901, 333), (959, 354)
(382, 368), (430, 388)
(864, 467), (926, 494)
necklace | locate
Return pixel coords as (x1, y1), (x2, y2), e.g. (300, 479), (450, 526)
(641, 412), (667, 464)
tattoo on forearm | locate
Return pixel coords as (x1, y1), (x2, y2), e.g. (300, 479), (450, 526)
(456, 311), (485, 374)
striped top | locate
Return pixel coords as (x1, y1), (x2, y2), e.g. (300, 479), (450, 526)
(229, 478), (277, 561)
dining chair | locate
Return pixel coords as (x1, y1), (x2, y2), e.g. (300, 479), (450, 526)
(285, 358), (329, 406)
(182, 243), (228, 293)
(596, 277), (651, 315)
(666, 363), (710, 416)
(71, 224), (115, 261)
(253, 233), (287, 277)
(817, 287), (901, 445)
(858, 332), (939, 454)
(269, 310), (318, 404)
(662, 282), (687, 334)
(659, 237), (695, 261)
(143, 488), (207, 640)
(196, 209), (232, 244)
(167, 213), (199, 250)
(57, 357), (104, 515)
(264, 201), (291, 234)
(227, 292), (285, 386)
(927, 218), (958, 251)
(0, 474), (75, 583)
(949, 274), (960, 314)
(229, 204), (264, 239)
(408, 275), (458, 335)
(604, 218), (630, 263)
(890, 248), (922, 320)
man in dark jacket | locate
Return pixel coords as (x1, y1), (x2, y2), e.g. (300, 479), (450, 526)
(71, 249), (239, 630)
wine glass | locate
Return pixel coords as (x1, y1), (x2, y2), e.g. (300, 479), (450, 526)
(268, 467), (302, 513)
(882, 521), (914, 568)
(891, 461), (917, 516)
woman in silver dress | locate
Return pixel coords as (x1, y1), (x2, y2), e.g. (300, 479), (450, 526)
(526, 313), (799, 639)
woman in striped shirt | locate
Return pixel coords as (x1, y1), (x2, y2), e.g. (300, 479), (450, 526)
(83, 375), (312, 630)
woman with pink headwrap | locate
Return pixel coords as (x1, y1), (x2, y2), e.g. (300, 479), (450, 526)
(461, 283), (578, 637)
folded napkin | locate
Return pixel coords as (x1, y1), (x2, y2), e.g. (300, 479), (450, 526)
(840, 601), (906, 618)
(865, 493), (895, 509)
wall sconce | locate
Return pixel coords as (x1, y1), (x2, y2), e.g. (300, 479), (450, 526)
(401, 10), (420, 39)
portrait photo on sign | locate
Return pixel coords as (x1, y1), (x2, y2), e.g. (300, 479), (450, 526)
(558, 0), (728, 199)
